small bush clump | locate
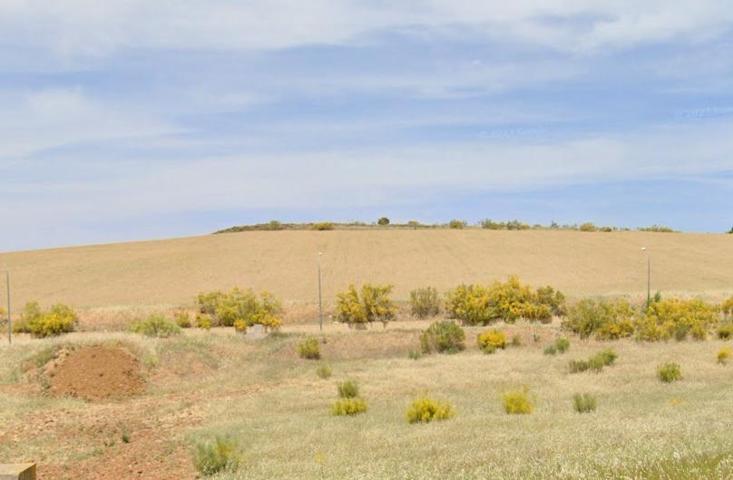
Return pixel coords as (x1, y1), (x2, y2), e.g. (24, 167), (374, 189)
(337, 380), (359, 399)
(130, 314), (182, 338)
(555, 337), (570, 353)
(722, 296), (733, 318)
(331, 398), (367, 416)
(448, 219), (467, 229)
(510, 334), (522, 347)
(717, 347), (732, 365)
(316, 365), (332, 379)
(477, 329), (506, 354)
(573, 393), (597, 413)
(313, 222), (335, 231)
(406, 397), (454, 423)
(196, 314), (212, 330)
(503, 389), (534, 415)
(408, 350), (422, 360)
(174, 310), (192, 328)
(298, 337), (321, 360)
(336, 284), (396, 327)
(569, 349), (617, 373)
(420, 321), (466, 354)
(409, 287), (441, 318)
(13, 302), (79, 338)
(658, 362), (682, 383)
(717, 323), (733, 340)
(193, 435), (241, 476)
(544, 345), (557, 356)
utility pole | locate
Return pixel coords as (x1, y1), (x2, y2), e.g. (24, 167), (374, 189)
(317, 252), (323, 332)
(4, 271), (10, 345)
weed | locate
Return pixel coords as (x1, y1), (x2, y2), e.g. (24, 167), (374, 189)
(337, 380), (359, 399)
(316, 365), (332, 379)
(658, 362), (682, 383)
(193, 435), (241, 476)
(298, 337), (321, 360)
(572, 393), (597, 413)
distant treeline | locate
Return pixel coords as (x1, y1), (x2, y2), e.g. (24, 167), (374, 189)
(214, 219), (681, 234)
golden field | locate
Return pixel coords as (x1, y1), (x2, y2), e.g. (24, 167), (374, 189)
(2, 230), (732, 315)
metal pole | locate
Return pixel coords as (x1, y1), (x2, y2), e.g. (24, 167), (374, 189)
(317, 253), (323, 332)
(5, 271), (10, 345)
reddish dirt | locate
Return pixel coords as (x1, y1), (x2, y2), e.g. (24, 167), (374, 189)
(47, 345), (146, 401)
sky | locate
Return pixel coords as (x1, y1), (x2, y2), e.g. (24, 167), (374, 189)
(1, 1), (732, 251)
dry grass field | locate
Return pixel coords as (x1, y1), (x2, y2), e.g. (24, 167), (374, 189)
(2, 230), (732, 324)
(2, 321), (733, 479)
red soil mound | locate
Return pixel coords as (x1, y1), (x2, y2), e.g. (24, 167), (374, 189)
(46, 345), (145, 401)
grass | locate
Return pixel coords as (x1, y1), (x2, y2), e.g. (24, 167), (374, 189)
(3, 327), (733, 478)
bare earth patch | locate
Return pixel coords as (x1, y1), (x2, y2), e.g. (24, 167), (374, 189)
(47, 345), (146, 401)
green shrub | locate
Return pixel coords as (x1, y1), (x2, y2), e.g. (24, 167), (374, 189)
(331, 398), (367, 416)
(445, 277), (565, 325)
(658, 362), (682, 383)
(313, 222), (335, 231)
(717, 323), (733, 340)
(377, 217), (390, 226)
(448, 219), (467, 229)
(298, 337), (321, 359)
(477, 329), (506, 354)
(717, 347), (732, 365)
(336, 284), (396, 327)
(573, 393), (597, 413)
(406, 397), (454, 423)
(193, 435), (241, 476)
(420, 321), (466, 354)
(130, 314), (181, 338)
(568, 359), (590, 373)
(174, 310), (192, 328)
(636, 298), (717, 341)
(196, 288), (283, 330)
(408, 350), (422, 360)
(579, 222), (598, 232)
(562, 298), (635, 340)
(543, 345), (557, 356)
(409, 287), (441, 318)
(555, 337), (570, 353)
(510, 334), (522, 347)
(503, 389), (533, 414)
(316, 365), (332, 379)
(337, 380), (359, 399)
(593, 348), (617, 366)
(13, 302), (79, 338)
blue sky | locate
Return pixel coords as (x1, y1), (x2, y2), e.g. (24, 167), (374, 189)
(1, 1), (733, 251)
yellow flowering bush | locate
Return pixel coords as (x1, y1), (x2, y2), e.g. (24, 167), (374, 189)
(331, 398), (367, 416)
(196, 288), (283, 331)
(406, 397), (454, 423)
(477, 329), (507, 354)
(636, 298), (718, 341)
(13, 301), (78, 338)
(562, 298), (635, 340)
(335, 284), (396, 327)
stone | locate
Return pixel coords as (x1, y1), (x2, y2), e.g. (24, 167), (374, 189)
(0, 464), (36, 480)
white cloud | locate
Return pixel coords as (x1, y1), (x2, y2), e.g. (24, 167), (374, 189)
(0, 1), (731, 57)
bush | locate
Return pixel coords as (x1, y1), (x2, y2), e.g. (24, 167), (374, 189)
(193, 435), (241, 476)
(377, 217), (390, 226)
(196, 288), (283, 330)
(579, 222), (598, 232)
(543, 345), (557, 356)
(316, 365), (332, 379)
(568, 359), (590, 373)
(510, 334), (522, 347)
(658, 362), (682, 383)
(130, 314), (181, 338)
(420, 321), (465, 354)
(331, 398), (367, 416)
(555, 337), (570, 353)
(593, 348), (617, 366)
(717, 323), (733, 340)
(336, 284), (396, 327)
(13, 302), (79, 338)
(408, 350), (422, 360)
(313, 222), (335, 231)
(337, 380), (359, 399)
(503, 389), (533, 414)
(174, 310), (192, 328)
(569, 349), (617, 373)
(409, 287), (441, 318)
(406, 397), (454, 423)
(298, 337), (321, 359)
(448, 219), (467, 229)
(637, 299), (718, 341)
(717, 347), (732, 365)
(573, 393), (597, 413)
(477, 329), (506, 354)
(233, 319), (247, 333)
(445, 277), (565, 325)
(196, 314), (212, 330)
(722, 297), (733, 318)
(562, 298), (635, 340)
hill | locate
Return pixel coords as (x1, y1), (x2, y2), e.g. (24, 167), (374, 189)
(2, 230), (732, 313)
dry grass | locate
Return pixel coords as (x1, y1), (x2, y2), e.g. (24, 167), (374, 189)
(2, 230), (732, 323)
(2, 321), (733, 479)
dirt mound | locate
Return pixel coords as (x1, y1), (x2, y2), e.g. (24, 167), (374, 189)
(46, 345), (146, 401)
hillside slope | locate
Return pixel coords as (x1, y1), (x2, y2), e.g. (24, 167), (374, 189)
(2, 230), (732, 309)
